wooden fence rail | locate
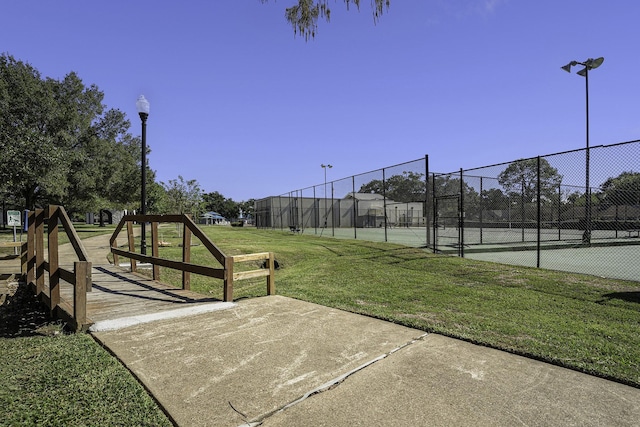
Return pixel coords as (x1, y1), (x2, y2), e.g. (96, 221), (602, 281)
(23, 205), (92, 331)
(110, 214), (275, 302)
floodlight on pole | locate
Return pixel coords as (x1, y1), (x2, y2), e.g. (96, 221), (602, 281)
(321, 164), (333, 228)
(136, 95), (150, 255)
(561, 57), (604, 245)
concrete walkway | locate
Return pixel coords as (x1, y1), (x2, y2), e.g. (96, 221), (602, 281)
(60, 227), (126, 266)
(92, 295), (640, 427)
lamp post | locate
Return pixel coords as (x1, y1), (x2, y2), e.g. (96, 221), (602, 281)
(136, 95), (150, 255)
(561, 57), (604, 245)
(321, 164), (332, 227)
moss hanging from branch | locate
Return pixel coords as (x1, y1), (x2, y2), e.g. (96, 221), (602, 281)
(263, 0), (390, 40)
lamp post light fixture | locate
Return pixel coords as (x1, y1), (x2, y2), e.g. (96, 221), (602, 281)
(136, 95), (150, 255)
(321, 164), (332, 228)
(561, 57), (604, 245)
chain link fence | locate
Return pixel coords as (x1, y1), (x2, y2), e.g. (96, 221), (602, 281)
(255, 157), (429, 245)
(255, 140), (640, 282)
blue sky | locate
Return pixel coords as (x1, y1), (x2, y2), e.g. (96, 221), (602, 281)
(2, 1), (639, 201)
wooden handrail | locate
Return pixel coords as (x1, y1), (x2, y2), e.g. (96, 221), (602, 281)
(58, 207), (89, 262)
(25, 205), (92, 331)
(109, 214), (275, 302)
(109, 247), (225, 279)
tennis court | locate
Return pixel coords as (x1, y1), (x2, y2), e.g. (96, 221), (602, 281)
(300, 225), (640, 282)
(466, 244), (640, 282)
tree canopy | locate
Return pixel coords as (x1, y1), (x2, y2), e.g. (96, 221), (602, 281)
(202, 191), (239, 220)
(1, 53), (259, 220)
(263, 0), (390, 40)
(599, 171), (640, 207)
(358, 171), (426, 203)
(0, 53), (142, 212)
(163, 176), (204, 219)
(498, 158), (563, 203)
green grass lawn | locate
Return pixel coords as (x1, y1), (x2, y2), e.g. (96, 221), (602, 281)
(0, 334), (172, 426)
(2, 223), (639, 425)
(0, 223), (172, 426)
(154, 225), (640, 387)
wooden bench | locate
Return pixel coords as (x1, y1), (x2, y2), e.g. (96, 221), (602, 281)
(289, 226), (301, 233)
(0, 242), (23, 248)
(0, 241), (23, 255)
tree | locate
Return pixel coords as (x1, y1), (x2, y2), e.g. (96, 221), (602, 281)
(1, 54), (79, 208)
(202, 191), (238, 220)
(201, 192), (256, 221)
(163, 176), (204, 218)
(358, 171), (426, 203)
(262, 0), (390, 40)
(599, 171), (640, 207)
(498, 158), (563, 203)
(481, 188), (509, 210)
(60, 109), (144, 214)
(0, 53), (142, 212)
(146, 180), (169, 215)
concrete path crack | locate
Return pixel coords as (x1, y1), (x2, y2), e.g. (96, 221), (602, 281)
(237, 332), (430, 427)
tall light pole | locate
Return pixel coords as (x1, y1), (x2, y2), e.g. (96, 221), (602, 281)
(561, 57), (604, 246)
(136, 95), (150, 255)
(321, 164), (332, 228)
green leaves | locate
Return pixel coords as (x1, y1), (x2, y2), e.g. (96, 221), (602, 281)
(498, 158), (563, 202)
(202, 191), (240, 220)
(0, 53), (141, 213)
(359, 171), (426, 203)
(600, 171), (640, 206)
(163, 175), (204, 218)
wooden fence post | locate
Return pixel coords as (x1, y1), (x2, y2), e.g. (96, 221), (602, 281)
(111, 239), (119, 266)
(182, 219), (191, 290)
(47, 206), (60, 312)
(127, 220), (136, 272)
(35, 209), (44, 296)
(151, 221), (160, 280)
(224, 256), (234, 302)
(20, 242), (27, 278)
(74, 261), (91, 330)
(26, 211), (35, 286)
(267, 252), (275, 295)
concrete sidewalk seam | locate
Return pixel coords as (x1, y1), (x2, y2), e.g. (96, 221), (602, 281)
(238, 332), (430, 427)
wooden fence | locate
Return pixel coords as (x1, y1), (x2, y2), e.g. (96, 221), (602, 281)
(23, 205), (92, 331)
(110, 214), (275, 302)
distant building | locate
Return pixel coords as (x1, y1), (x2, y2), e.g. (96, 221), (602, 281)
(86, 209), (126, 225)
(254, 192), (425, 230)
(201, 211), (228, 225)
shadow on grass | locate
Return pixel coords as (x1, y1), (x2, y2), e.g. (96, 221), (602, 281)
(0, 282), (63, 338)
(601, 291), (640, 304)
